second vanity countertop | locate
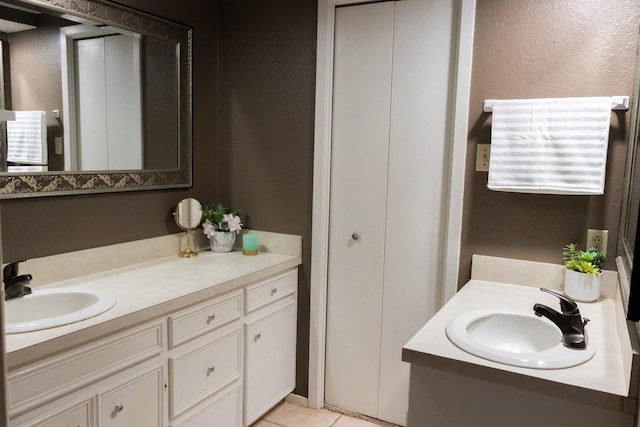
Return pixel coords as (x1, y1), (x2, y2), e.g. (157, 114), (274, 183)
(403, 255), (636, 413)
(5, 238), (302, 369)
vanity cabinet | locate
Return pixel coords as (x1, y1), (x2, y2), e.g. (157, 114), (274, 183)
(7, 268), (298, 427)
(243, 271), (298, 426)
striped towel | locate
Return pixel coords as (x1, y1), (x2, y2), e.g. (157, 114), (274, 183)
(487, 97), (612, 195)
(7, 111), (47, 165)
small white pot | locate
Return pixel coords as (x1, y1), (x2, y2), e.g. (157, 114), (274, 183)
(564, 269), (601, 302)
(210, 231), (236, 253)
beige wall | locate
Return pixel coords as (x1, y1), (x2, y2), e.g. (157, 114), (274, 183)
(459, 0), (640, 287)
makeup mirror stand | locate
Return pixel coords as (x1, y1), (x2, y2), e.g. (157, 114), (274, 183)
(173, 198), (203, 258)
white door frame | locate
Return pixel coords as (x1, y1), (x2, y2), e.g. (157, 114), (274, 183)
(308, 0), (477, 410)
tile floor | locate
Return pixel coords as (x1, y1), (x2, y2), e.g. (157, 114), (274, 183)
(255, 402), (394, 427)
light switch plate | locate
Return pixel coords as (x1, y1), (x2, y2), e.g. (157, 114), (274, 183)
(476, 144), (491, 172)
(54, 137), (63, 155)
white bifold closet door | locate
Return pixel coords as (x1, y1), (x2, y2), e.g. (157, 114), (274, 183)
(75, 34), (142, 170)
(325, 0), (456, 425)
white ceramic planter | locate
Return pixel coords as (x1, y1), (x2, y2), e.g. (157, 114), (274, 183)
(564, 269), (601, 302)
(210, 231), (236, 253)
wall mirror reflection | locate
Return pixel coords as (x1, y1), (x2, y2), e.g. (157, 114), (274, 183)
(0, 0), (192, 197)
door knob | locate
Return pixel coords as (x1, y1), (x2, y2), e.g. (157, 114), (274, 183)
(352, 233), (360, 241)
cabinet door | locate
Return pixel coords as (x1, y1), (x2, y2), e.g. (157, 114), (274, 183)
(98, 367), (162, 426)
(244, 301), (296, 426)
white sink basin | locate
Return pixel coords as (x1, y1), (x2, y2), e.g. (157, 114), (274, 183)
(5, 288), (116, 334)
(446, 309), (595, 369)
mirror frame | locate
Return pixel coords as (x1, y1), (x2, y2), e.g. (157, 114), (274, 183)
(617, 94), (639, 278)
(617, 33), (640, 318)
(0, 0), (192, 198)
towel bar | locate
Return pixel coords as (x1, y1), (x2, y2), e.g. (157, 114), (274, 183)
(483, 96), (630, 113)
(0, 109), (15, 122)
(0, 110), (60, 121)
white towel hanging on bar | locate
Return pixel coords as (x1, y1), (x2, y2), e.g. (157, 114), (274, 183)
(487, 97), (612, 195)
(7, 110), (47, 165)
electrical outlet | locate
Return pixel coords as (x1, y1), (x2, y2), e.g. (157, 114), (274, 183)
(586, 229), (608, 253)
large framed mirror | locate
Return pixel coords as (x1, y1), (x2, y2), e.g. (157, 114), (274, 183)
(0, 0), (192, 198)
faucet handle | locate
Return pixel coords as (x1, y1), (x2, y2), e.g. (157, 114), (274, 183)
(3, 260), (26, 283)
(540, 288), (579, 315)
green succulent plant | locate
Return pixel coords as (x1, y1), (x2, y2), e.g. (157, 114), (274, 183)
(563, 243), (606, 274)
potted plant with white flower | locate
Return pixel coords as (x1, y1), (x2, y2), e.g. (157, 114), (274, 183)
(562, 243), (606, 302)
(201, 202), (243, 253)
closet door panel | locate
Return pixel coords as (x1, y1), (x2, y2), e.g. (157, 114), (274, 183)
(379, 0), (457, 424)
(76, 38), (108, 170)
(325, 1), (394, 418)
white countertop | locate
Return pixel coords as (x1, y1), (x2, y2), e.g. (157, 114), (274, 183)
(403, 278), (634, 411)
(6, 249), (301, 368)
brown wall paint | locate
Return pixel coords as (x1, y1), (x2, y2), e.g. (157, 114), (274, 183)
(459, 0), (640, 288)
(143, 36), (179, 170)
(217, 0), (317, 396)
(1, 0), (219, 261)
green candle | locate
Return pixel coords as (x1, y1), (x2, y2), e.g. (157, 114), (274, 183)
(243, 233), (258, 256)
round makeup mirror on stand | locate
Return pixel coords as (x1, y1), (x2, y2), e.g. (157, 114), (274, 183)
(174, 198), (202, 258)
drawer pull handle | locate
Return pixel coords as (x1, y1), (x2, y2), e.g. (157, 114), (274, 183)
(114, 404), (124, 414)
(254, 333), (261, 342)
(271, 288), (278, 296)
(207, 366), (216, 376)
(207, 314), (216, 324)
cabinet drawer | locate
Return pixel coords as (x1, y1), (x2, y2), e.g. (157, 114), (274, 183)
(172, 386), (242, 427)
(169, 290), (242, 347)
(23, 399), (92, 427)
(170, 328), (242, 418)
(98, 366), (163, 426)
(9, 321), (163, 416)
(245, 269), (297, 313)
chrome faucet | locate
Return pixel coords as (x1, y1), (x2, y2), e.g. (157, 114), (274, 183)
(533, 288), (589, 350)
(3, 260), (32, 300)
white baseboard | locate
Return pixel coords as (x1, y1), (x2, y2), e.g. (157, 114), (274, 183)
(285, 393), (309, 408)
